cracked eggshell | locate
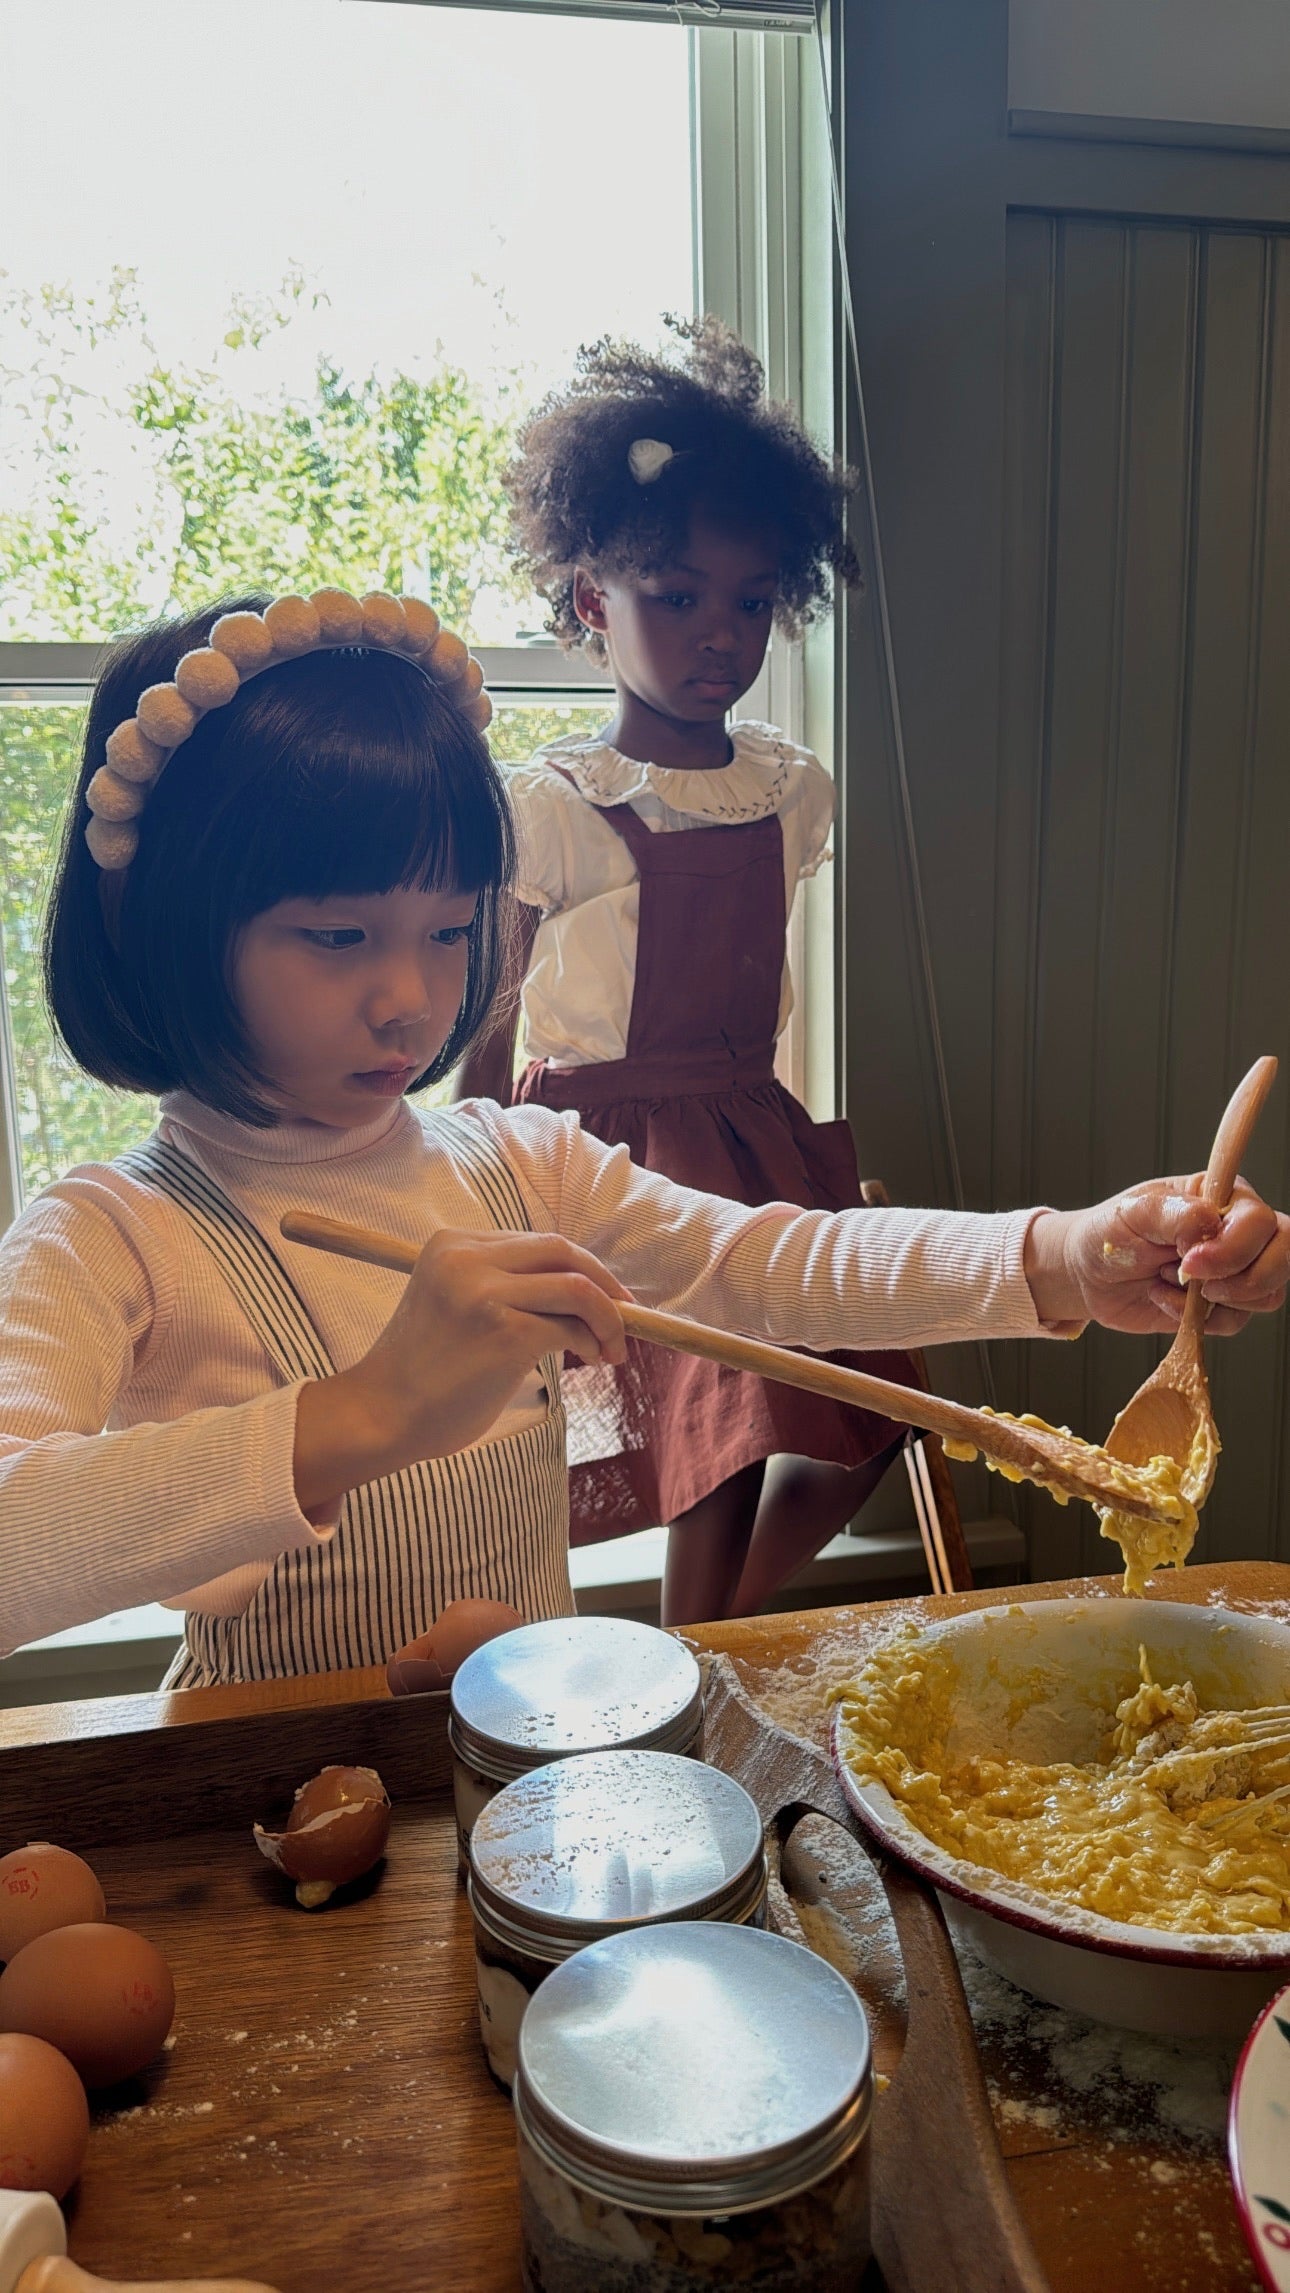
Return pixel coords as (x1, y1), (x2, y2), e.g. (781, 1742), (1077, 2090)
(253, 1765), (391, 1891)
(0, 1845), (106, 1963)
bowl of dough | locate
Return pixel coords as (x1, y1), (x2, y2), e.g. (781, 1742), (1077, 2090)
(832, 1598), (1290, 2037)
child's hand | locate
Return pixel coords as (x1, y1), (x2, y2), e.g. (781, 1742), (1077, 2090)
(1025, 1178), (1290, 1336)
(295, 1230), (630, 1517)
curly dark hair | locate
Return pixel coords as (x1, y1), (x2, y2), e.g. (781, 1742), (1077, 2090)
(506, 316), (860, 656)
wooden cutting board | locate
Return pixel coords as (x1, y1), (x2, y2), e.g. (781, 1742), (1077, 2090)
(684, 1561), (1290, 2293)
(0, 1560), (1283, 2291)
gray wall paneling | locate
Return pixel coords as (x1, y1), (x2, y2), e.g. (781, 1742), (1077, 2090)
(837, 0), (1290, 1577)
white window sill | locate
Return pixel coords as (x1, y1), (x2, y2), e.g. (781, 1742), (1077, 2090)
(0, 1516), (1024, 1708)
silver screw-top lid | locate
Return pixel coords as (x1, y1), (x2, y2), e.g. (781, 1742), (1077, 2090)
(513, 1923), (872, 2216)
(468, 1750), (767, 1958)
(448, 1617), (703, 1783)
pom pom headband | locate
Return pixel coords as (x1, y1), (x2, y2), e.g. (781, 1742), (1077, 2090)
(84, 587), (493, 872)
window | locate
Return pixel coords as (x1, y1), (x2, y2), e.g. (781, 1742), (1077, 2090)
(0, 4), (824, 1228)
(0, 687), (611, 1201)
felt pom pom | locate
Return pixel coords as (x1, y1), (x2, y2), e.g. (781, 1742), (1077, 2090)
(463, 691), (493, 733)
(359, 593), (408, 649)
(85, 816), (138, 871)
(174, 647), (240, 711)
(104, 721), (165, 785)
(210, 612), (274, 674)
(458, 656), (486, 699)
(428, 629), (469, 685)
(310, 588), (365, 646)
(86, 767), (146, 822)
(264, 595), (322, 656)
(136, 684), (197, 748)
(400, 598), (441, 655)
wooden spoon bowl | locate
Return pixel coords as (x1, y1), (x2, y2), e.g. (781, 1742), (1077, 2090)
(1105, 1054), (1278, 1502)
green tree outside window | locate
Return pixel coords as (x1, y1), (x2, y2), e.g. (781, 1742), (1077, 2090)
(0, 273), (604, 1199)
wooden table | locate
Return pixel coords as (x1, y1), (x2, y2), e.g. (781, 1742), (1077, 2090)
(0, 1560), (1284, 2291)
(685, 1560), (1290, 2293)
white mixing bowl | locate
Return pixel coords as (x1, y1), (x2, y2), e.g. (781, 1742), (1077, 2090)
(833, 1598), (1290, 2037)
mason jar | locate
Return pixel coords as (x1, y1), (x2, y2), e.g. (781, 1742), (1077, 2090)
(513, 1922), (872, 2292)
(467, 1748), (768, 2087)
(447, 1617), (703, 1871)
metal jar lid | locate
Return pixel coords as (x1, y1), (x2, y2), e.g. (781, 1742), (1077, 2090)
(513, 1922), (872, 2217)
(448, 1617), (703, 1785)
(468, 1750), (767, 1962)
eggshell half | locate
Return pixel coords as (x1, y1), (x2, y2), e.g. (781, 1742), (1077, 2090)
(386, 1599), (524, 1693)
(0, 2032), (89, 2197)
(254, 1766), (391, 1903)
(0, 1924), (175, 2087)
(0, 1844), (106, 1963)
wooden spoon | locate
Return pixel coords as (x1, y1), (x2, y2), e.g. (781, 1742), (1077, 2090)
(700, 1654), (1051, 2293)
(17, 2267), (278, 2293)
(0, 2192), (278, 2293)
(278, 1210), (1177, 1525)
(1104, 1054), (1278, 1501)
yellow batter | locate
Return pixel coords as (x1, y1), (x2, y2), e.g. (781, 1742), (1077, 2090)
(835, 1633), (1290, 1936)
(941, 1410), (1206, 1596)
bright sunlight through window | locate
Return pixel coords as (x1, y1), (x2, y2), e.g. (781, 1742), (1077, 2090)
(0, 0), (694, 1197)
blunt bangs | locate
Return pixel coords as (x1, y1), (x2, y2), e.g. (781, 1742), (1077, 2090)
(45, 612), (516, 1125)
(183, 650), (504, 913)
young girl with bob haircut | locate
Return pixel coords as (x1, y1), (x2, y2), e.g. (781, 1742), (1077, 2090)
(0, 583), (1284, 1685)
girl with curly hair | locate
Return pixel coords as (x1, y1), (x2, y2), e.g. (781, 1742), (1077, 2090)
(456, 319), (921, 1624)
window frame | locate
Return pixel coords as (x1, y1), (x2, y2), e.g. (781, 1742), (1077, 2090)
(0, 20), (837, 1686)
(0, 23), (832, 1234)
(693, 25), (838, 1115)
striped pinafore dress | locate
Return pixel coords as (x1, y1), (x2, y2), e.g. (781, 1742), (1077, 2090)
(123, 1127), (572, 1689)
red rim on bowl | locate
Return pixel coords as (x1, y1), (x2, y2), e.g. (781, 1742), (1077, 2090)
(1228, 1982), (1290, 2293)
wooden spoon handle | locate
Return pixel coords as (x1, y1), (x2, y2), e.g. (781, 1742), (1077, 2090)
(277, 1210), (1165, 1515)
(1201, 1054), (1278, 1208)
(279, 1210), (1159, 1515)
(700, 1663), (1051, 2293)
(874, 1863), (1050, 2293)
(1180, 1055), (1278, 1340)
(18, 2263), (279, 2293)
(777, 1816), (1048, 2293)
(278, 1211), (977, 1435)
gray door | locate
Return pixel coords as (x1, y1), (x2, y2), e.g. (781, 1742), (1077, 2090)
(837, 0), (1290, 1576)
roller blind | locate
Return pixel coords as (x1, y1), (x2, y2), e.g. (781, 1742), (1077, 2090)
(366, 0), (815, 32)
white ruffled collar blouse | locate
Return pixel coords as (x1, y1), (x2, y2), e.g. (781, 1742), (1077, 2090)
(538, 720), (794, 826)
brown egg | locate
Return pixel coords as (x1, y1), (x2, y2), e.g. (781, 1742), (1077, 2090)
(0, 1844), (106, 1963)
(254, 1765), (391, 1910)
(425, 1598), (524, 1675)
(0, 2032), (89, 2198)
(387, 1598), (524, 1694)
(0, 1924), (174, 2087)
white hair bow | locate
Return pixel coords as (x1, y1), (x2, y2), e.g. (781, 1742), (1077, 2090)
(627, 438), (675, 484)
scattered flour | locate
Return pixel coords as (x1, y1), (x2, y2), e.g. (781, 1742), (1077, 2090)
(956, 1937), (1239, 2147)
(735, 1625), (1253, 2163)
(730, 1609), (924, 1751)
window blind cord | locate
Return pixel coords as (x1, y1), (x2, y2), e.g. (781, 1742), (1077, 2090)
(810, 5), (998, 1411)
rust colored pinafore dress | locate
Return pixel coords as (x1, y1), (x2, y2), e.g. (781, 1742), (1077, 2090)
(517, 789), (917, 1545)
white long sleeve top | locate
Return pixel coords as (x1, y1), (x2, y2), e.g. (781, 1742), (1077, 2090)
(0, 1090), (1049, 1655)
(509, 723), (833, 1066)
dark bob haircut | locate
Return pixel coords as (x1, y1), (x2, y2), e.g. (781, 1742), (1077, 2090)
(44, 597), (516, 1125)
(506, 315), (860, 660)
